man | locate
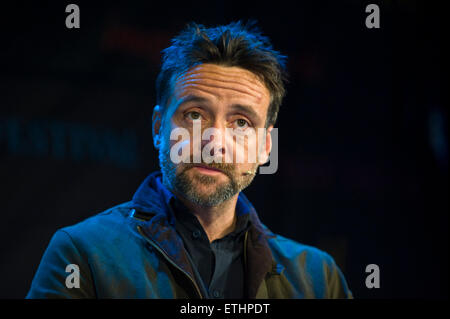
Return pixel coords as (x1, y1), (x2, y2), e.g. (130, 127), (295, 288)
(27, 21), (352, 299)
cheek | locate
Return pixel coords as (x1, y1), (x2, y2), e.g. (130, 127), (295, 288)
(162, 122), (194, 164)
(224, 130), (261, 164)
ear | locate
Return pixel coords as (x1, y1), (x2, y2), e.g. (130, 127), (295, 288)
(259, 125), (273, 165)
(152, 105), (163, 149)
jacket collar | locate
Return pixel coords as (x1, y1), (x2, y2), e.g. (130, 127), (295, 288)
(130, 171), (276, 298)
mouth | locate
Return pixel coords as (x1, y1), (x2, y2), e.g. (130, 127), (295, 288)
(192, 164), (225, 175)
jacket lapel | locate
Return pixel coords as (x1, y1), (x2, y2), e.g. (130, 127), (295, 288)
(131, 172), (197, 281)
(245, 225), (273, 298)
(139, 213), (197, 282)
(244, 202), (277, 298)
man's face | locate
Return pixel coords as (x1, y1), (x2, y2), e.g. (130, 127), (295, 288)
(153, 63), (272, 207)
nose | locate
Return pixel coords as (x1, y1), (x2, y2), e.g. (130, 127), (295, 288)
(195, 117), (229, 163)
(201, 127), (226, 158)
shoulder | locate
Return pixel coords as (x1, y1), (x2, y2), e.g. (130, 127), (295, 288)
(26, 203), (134, 299)
(267, 232), (335, 266)
(56, 201), (136, 251)
(267, 232), (353, 298)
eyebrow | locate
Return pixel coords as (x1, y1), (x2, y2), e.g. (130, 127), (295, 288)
(177, 95), (209, 107)
(178, 94), (263, 124)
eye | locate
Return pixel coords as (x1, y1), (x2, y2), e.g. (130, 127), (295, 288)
(186, 111), (202, 121)
(235, 118), (249, 128)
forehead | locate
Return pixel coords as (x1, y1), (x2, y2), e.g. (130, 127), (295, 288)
(171, 63), (271, 109)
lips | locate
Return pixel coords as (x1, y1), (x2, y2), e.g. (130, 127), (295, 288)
(193, 164), (223, 173)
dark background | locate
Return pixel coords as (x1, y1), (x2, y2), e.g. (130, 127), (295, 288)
(0, 1), (447, 299)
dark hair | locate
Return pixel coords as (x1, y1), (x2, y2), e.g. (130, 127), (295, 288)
(156, 20), (288, 127)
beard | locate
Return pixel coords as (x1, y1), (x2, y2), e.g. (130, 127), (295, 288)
(159, 142), (257, 207)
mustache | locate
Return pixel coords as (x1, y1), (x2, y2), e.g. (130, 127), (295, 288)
(179, 152), (235, 172)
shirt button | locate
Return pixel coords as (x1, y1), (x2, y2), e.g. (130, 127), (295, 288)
(212, 290), (221, 298)
(192, 230), (201, 239)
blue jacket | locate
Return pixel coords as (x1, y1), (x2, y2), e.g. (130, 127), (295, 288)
(26, 171), (353, 298)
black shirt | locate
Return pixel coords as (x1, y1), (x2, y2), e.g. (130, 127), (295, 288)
(169, 198), (250, 299)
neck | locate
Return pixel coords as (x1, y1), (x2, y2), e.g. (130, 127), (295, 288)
(176, 193), (239, 243)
